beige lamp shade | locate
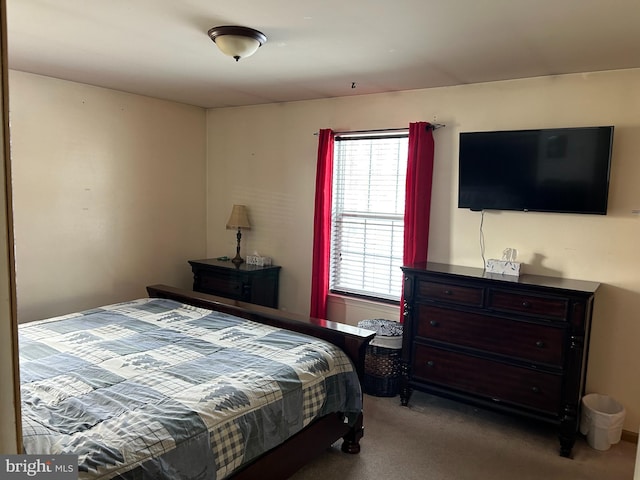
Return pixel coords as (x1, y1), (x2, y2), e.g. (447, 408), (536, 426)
(226, 205), (251, 230)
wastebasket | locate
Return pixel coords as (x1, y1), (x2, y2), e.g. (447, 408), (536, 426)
(357, 319), (403, 397)
(579, 393), (626, 451)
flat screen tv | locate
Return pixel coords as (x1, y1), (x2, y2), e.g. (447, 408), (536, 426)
(458, 126), (614, 215)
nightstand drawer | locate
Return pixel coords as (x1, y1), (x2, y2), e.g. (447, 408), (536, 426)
(418, 281), (484, 307)
(416, 305), (565, 366)
(412, 344), (562, 413)
(196, 272), (243, 298)
(488, 289), (568, 320)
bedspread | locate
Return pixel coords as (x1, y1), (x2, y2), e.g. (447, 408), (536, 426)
(19, 298), (362, 479)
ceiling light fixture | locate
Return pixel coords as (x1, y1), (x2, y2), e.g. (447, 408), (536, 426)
(207, 25), (267, 62)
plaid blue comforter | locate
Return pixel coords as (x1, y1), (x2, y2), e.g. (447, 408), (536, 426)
(19, 298), (362, 479)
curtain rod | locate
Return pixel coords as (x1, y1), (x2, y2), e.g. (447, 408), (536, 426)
(313, 124), (445, 136)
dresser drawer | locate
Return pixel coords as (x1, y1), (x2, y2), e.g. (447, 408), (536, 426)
(418, 280), (484, 307)
(416, 305), (565, 366)
(412, 344), (562, 413)
(488, 289), (568, 320)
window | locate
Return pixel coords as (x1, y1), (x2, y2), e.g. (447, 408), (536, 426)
(329, 131), (408, 302)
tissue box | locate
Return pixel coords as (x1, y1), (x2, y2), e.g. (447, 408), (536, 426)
(486, 259), (521, 277)
(246, 255), (272, 267)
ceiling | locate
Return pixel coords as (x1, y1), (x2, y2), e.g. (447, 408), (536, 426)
(7, 0), (640, 109)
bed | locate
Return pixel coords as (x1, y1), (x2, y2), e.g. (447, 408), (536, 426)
(19, 284), (375, 479)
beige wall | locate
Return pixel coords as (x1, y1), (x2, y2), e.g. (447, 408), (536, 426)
(9, 71), (207, 322)
(206, 68), (640, 432)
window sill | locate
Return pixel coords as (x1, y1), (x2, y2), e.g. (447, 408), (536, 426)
(329, 290), (400, 306)
(326, 292), (400, 326)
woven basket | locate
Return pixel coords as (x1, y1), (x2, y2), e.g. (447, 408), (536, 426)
(358, 319), (403, 397)
(363, 345), (402, 397)
(363, 374), (400, 397)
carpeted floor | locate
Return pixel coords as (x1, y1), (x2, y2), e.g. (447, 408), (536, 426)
(291, 391), (636, 480)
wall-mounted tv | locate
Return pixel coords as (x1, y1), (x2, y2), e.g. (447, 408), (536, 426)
(458, 126), (614, 215)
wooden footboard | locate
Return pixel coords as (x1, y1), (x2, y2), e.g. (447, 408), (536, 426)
(146, 284), (374, 479)
(232, 411), (363, 480)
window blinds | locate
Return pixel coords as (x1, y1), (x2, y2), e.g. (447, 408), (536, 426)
(330, 132), (408, 301)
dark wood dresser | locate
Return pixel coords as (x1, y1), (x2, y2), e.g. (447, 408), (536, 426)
(400, 262), (599, 457)
(188, 259), (281, 308)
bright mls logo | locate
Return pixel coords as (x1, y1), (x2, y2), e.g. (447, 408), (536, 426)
(0, 455), (77, 479)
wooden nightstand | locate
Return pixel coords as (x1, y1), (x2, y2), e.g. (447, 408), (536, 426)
(188, 258), (281, 308)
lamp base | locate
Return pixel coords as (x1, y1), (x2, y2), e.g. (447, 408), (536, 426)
(231, 227), (245, 267)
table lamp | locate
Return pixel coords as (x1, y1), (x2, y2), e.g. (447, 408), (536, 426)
(226, 204), (251, 266)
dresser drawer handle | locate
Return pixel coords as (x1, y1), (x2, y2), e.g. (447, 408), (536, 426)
(426, 360), (435, 368)
(521, 301), (531, 308)
(429, 320), (439, 327)
(535, 340), (545, 348)
(443, 289), (453, 295)
(531, 386), (540, 393)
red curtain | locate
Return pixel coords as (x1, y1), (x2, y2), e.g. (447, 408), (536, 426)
(401, 122), (435, 321)
(404, 122), (434, 265)
(310, 129), (334, 319)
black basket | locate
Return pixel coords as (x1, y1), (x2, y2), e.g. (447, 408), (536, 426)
(363, 344), (402, 397)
